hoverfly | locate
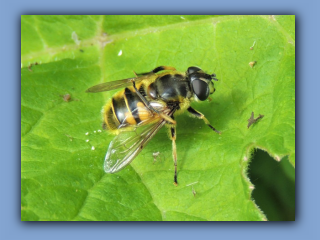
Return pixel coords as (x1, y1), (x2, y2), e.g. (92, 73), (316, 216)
(86, 66), (220, 185)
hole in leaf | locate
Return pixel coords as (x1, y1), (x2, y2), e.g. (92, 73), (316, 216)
(248, 149), (295, 221)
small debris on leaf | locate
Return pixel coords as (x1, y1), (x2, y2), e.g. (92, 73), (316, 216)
(65, 134), (73, 141)
(249, 61), (257, 68)
(62, 94), (71, 102)
(153, 151), (161, 164)
(28, 62), (39, 72)
(192, 186), (196, 197)
(247, 112), (264, 128)
(250, 41), (256, 50)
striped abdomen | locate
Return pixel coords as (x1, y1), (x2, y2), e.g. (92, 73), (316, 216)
(103, 84), (155, 131)
(103, 72), (191, 132)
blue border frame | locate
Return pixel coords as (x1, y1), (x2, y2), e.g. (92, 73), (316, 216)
(6, 0), (318, 239)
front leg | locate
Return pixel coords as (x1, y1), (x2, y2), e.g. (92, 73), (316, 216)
(187, 107), (220, 134)
(168, 120), (178, 186)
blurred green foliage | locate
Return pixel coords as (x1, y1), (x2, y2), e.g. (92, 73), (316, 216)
(250, 149), (295, 221)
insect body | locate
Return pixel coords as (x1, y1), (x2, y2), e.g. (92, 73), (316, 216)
(86, 66), (220, 185)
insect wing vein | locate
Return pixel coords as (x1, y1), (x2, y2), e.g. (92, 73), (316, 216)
(104, 119), (166, 173)
(86, 74), (154, 93)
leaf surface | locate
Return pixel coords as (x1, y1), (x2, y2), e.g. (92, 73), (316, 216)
(21, 15), (295, 221)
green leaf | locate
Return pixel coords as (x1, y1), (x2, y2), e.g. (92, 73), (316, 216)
(21, 15), (295, 221)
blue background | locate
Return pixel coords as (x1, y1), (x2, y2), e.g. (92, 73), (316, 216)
(4, 0), (318, 239)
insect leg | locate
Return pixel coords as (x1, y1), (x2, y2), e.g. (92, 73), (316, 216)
(131, 80), (176, 124)
(169, 121), (178, 186)
(187, 107), (221, 134)
(136, 66), (177, 76)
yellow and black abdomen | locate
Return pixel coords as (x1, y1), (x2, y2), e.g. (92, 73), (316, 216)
(102, 71), (192, 133)
(102, 84), (154, 132)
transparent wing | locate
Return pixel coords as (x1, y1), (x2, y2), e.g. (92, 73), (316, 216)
(104, 107), (176, 173)
(104, 119), (166, 173)
(86, 74), (154, 93)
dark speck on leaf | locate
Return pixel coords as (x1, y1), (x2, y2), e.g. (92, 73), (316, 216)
(28, 62), (39, 72)
(62, 94), (71, 102)
(247, 112), (264, 128)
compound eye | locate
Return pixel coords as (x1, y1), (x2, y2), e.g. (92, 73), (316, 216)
(187, 66), (201, 75)
(192, 79), (209, 101)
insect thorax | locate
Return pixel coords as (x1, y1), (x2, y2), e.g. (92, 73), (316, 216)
(150, 73), (192, 102)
